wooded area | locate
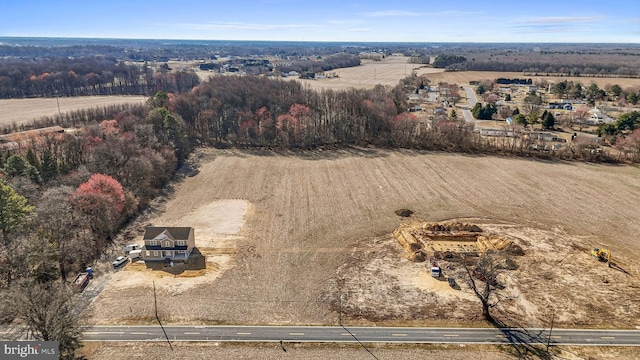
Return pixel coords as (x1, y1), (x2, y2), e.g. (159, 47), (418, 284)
(0, 56), (199, 98)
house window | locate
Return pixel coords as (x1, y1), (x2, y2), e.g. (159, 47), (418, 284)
(153, 251), (159, 257)
(146, 251), (150, 257)
(149, 240), (157, 246)
(176, 240), (187, 246)
(177, 250), (186, 254)
(164, 241), (171, 247)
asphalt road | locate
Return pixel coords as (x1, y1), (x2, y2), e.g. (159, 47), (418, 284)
(83, 325), (640, 346)
(462, 86), (478, 128)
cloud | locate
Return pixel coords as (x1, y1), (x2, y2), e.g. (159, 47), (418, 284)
(327, 19), (363, 25)
(362, 10), (481, 18)
(176, 22), (320, 32)
(520, 16), (604, 24)
(362, 10), (416, 17)
(511, 16), (604, 34)
(346, 28), (372, 32)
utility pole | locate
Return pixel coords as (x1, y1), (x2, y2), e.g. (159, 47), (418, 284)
(546, 310), (555, 354)
(56, 96), (61, 118)
(153, 281), (173, 351)
(338, 287), (343, 326)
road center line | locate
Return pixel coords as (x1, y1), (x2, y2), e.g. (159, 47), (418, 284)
(601, 336), (615, 339)
(444, 334), (459, 337)
(289, 333), (305, 336)
(130, 332), (148, 335)
(184, 332), (201, 335)
(237, 332), (252, 335)
(391, 333), (407, 337)
(341, 333), (354, 336)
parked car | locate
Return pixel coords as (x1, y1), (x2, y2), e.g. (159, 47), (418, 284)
(112, 256), (128, 267)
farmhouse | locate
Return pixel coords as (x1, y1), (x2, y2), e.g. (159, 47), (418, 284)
(142, 227), (195, 262)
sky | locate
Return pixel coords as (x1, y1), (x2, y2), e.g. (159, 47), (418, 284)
(1, 0), (639, 43)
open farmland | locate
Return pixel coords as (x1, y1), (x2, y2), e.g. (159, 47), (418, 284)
(0, 95), (147, 128)
(422, 71), (640, 90)
(86, 148), (640, 330)
(295, 56), (443, 90)
(294, 56), (640, 90)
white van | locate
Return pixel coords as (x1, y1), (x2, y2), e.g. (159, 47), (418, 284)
(129, 249), (142, 260)
(123, 244), (141, 252)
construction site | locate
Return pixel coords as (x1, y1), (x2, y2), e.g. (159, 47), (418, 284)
(393, 219), (523, 262)
(330, 215), (640, 329)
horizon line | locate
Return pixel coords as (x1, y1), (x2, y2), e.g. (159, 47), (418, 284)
(1, 35), (639, 45)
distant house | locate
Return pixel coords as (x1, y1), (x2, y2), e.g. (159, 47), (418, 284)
(547, 102), (572, 111)
(478, 128), (514, 137)
(528, 131), (562, 142)
(142, 227), (195, 262)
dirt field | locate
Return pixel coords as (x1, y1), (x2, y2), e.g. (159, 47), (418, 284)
(296, 56), (443, 90)
(81, 342), (520, 360)
(0, 95), (147, 128)
(84, 148), (640, 331)
(79, 341), (640, 360)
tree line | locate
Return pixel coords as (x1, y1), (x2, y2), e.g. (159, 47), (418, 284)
(3, 73), (639, 356)
(0, 56), (199, 98)
(0, 97), (187, 357)
(444, 59), (639, 77)
(277, 54), (361, 75)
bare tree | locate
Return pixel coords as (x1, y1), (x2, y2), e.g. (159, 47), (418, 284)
(36, 186), (92, 281)
(461, 251), (507, 322)
(0, 280), (83, 360)
(573, 105), (591, 132)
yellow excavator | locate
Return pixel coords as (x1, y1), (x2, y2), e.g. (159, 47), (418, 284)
(591, 248), (611, 267)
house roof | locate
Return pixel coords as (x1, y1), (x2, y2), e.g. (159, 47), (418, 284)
(143, 227), (192, 241)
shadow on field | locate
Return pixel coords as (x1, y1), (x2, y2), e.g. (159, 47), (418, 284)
(239, 145), (391, 160)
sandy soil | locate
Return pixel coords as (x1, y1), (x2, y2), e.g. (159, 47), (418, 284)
(90, 199), (249, 320)
(0, 95), (147, 128)
(82, 342), (519, 360)
(84, 148), (640, 330)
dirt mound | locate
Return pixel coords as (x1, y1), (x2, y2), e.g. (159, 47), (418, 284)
(395, 208), (414, 217)
(393, 228), (427, 262)
(477, 236), (524, 256)
(394, 220), (522, 260)
(423, 221), (483, 232)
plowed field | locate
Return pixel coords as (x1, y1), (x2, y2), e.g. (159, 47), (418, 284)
(86, 148), (640, 329)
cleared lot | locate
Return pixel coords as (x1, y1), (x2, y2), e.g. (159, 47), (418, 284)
(0, 95), (147, 128)
(85, 148), (640, 329)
